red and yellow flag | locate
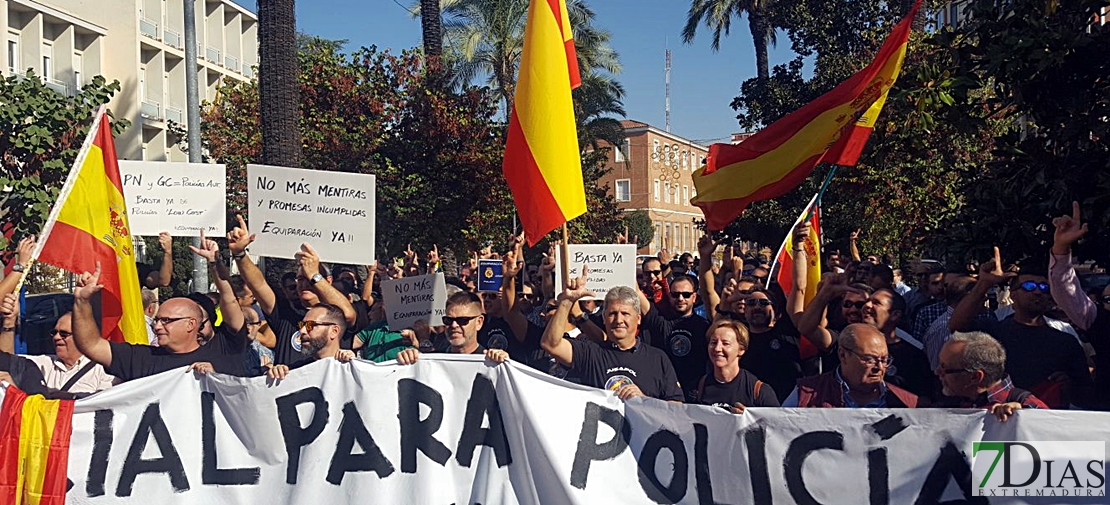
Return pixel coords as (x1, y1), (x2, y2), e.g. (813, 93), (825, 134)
(692, 0), (921, 231)
(503, 0), (586, 246)
(774, 193), (823, 309)
(32, 107), (147, 344)
(0, 386), (75, 505)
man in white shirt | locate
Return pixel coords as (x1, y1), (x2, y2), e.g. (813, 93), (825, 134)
(24, 311), (116, 394)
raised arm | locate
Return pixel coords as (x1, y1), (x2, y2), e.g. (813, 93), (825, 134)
(697, 235), (721, 321)
(951, 247), (1012, 332)
(190, 230), (244, 334)
(0, 236), (35, 301)
(795, 275), (855, 351)
(542, 266), (593, 367)
(786, 222), (810, 326)
(228, 214), (277, 315)
(0, 293), (17, 354)
(1049, 201), (1097, 330)
(848, 229), (862, 262)
(146, 232), (174, 288)
(71, 263), (113, 367)
(501, 248), (529, 343)
(361, 261), (378, 307)
(296, 243), (357, 326)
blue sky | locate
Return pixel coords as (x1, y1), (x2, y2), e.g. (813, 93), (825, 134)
(294, 0), (798, 144)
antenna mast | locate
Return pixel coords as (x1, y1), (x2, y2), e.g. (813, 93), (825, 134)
(664, 49), (672, 132)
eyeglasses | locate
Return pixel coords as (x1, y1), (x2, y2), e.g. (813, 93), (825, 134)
(644, 269), (663, 276)
(297, 320), (338, 333)
(1100, 296), (1110, 305)
(842, 300), (866, 309)
(842, 346), (893, 367)
(747, 299), (772, 308)
(518, 293), (538, 301)
(1019, 281), (1051, 294)
(151, 316), (195, 328)
(49, 329), (73, 338)
(938, 367), (974, 376)
(670, 291), (695, 299)
(442, 315), (480, 327)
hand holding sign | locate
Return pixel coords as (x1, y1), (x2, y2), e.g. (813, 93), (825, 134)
(296, 243), (322, 280)
(227, 214), (256, 256)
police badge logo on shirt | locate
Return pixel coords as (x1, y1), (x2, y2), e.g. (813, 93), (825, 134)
(290, 331), (303, 352)
(669, 333), (692, 357)
(770, 338), (781, 351)
(605, 375), (634, 391)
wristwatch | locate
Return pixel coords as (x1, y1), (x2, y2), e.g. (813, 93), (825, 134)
(11, 263), (24, 273)
(310, 273), (324, 284)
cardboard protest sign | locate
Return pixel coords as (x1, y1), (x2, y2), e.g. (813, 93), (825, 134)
(477, 259), (503, 292)
(554, 244), (637, 299)
(247, 164), (375, 264)
(118, 161), (226, 236)
(381, 273), (446, 330)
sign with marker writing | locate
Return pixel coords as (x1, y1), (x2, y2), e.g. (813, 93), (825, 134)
(247, 164), (376, 264)
(118, 161), (226, 236)
(381, 272), (446, 330)
(477, 259), (503, 292)
(29, 357), (1110, 504)
(555, 244), (637, 299)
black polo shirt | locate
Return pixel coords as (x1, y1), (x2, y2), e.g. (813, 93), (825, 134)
(971, 316), (1092, 395)
(107, 333), (247, 381)
(568, 337), (684, 401)
(266, 301), (364, 369)
(693, 369), (780, 410)
(479, 316), (513, 351)
(640, 306), (710, 402)
(740, 324), (802, 401)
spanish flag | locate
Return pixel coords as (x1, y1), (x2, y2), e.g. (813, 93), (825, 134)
(0, 386), (75, 505)
(692, 0), (921, 231)
(503, 0), (586, 246)
(31, 106), (147, 344)
(771, 188), (824, 360)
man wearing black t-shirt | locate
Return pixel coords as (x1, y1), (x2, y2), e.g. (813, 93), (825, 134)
(640, 274), (710, 402)
(71, 264), (247, 381)
(739, 288), (801, 401)
(227, 215), (360, 368)
(266, 303), (358, 379)
(397, 292), (509, 365)
(542, 269), (683, 402)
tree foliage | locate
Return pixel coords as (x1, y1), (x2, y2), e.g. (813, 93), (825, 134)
(0, 73), (128, 255)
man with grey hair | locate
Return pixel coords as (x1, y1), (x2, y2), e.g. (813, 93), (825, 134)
(783, 324), (917, 408)
(935, 331), (1047, 420)
(542, 267), (683, 402)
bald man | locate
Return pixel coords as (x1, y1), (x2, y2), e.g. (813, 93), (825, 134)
(72, 264), (248, 381)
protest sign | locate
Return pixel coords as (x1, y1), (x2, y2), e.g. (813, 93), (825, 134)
(118, 161), (226, 236)
(247, 164), (375, 264)
(16, 357), (1104, 504)
(554, 244), (637, 299)
(477, 259), (503, 292)
(381, 273), (447, 330)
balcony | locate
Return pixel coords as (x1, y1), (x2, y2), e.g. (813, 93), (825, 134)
(225, 55), (240, 73)
(164, 105), (184, 124)
(140, 17), (160, 41)
(44, 78), (69, 96)
(140, 100), (162, 120)
(163, 28), (183, 49)
(206, 46), (221, 65)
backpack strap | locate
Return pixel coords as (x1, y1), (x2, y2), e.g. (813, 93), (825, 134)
(753, 380), (763, 402)
(60, 361), (98, 392)
(696, 375), (707, 402)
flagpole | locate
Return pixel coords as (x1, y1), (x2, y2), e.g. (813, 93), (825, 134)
(560, 223), (571, 287)
(768, 165), (840, 282)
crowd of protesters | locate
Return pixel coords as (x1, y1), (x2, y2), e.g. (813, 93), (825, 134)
(1, 202), (1106, 423)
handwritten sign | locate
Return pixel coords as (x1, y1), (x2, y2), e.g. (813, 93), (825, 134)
(381, 273), (447, 330)
(247, 164), (376, 264)
(554, 244), (637, 299)
(477, 259), (503, 292)
(117, 161), (226, 236)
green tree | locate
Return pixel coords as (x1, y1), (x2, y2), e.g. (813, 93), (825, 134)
(682, 0), (778, 83)
(0, 73), (127, 254)
(622, 210), (655, 249)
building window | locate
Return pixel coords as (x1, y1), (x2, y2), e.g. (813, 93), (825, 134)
(6, 33), (17, 73)
(663, 144), (672, 165)
(683, 185), (689, 206)
(615, 179), (631, 202)
(73, 52), (82, 88)
(664, 182), (671, 203)
(653, 179), (660, 201)
(622, 139), (631, 162)
(681, 150), (688, 169)
(41, 42), (52, 79)
(652, 139), (660, 158)
(614, 138), (628, 162)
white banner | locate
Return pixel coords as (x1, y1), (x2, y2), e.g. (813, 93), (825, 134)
(247, 164), (376, 264)
(380, 273), (447, 330)
(44, 357), (1109, 504)
(555, 244), (637, 299)
(118, 161), (226, 237)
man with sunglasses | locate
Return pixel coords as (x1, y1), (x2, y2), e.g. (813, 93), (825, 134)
(783, 324), (918, 408)
(23, 311), (116, 393)
(395, 292), (509, 365)
(70, 264), (247, 381)
(739, 287), (803, 401)
(639, 274), (710, 402)
(639, 257), (667, 305)
(1049, 201), (1110, 409)
(950, 247), (1092, 408)
(267, 304), (356, 379)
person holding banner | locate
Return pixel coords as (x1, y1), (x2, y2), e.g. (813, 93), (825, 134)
(266, 303), (356, 380)
(70, 263), (248, 381)
(934, 331), (1046, 421)
(395, 292), (509, 365)
(691, 319), (780, 413)
(542, 268), (683, 402)
(0, 293), (54, 396)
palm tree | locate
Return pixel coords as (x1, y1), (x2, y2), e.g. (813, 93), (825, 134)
(575, 73), (626, 151)
(420, 0), (444, 85)
(682, 0), (776, 84)
(257, 0), (301, 167)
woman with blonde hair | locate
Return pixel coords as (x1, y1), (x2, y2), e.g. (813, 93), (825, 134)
(691, 319), (780, 413)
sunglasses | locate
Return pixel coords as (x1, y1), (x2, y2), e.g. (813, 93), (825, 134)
(644, 269), (663, 276)
(670, 291), (695, 299)
(443, 315), (480, 327)
(842, 300), (866, 309)
(151, 316), (195, 328)
(518, 293), (538, 301)
(747, 299), (772, 308)
(1100, 296), (1110, 305)
(297, 320), (338, 332)
(1019, 281), (1050, 294)
(50, 329), (73, 338)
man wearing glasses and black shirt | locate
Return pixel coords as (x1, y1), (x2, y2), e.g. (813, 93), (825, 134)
(639, 274), (710, 402)
(266, 303), (358, 379)
(70, 264), (248, 381)
(396, 292), (509, 365)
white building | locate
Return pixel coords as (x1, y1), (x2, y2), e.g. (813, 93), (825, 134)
(2, 0), (257, 161)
